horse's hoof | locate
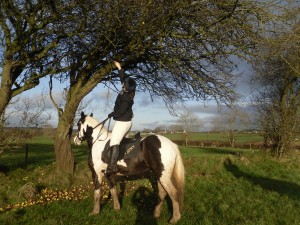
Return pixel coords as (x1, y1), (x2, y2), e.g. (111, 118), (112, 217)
(89, 211), (99, 216)
(153, 210), (161, 218)
(114, 206), (121, 211)
(169, 216), (181, 224)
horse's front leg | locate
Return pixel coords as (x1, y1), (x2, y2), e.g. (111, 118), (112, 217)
(91, 188), (101, 215)
(107, 175), (120, 210)
(90, 170), (103, 215)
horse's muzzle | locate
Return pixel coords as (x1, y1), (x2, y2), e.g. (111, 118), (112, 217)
(74, 134), (84, 145)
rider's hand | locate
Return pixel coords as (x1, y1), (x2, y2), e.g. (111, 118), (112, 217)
(113, 61), (122, 70)
(108, 112), (113, 118)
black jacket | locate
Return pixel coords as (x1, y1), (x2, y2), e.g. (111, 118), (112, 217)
(109, 69), (134, 121)
(110, 91), (134, 121)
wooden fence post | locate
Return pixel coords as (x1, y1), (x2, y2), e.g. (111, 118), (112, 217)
(24, 144), (28, 168)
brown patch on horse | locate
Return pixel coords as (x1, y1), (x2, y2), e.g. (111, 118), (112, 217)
(116, 135), (164, 177)
(141, 135), (164, 178)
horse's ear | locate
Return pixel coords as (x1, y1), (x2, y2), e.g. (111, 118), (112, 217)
(90, 113), (93, 117)
(81, 111), (85, 118)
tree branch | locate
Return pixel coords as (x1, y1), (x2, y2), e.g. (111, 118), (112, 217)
(49, 75), (63, 117)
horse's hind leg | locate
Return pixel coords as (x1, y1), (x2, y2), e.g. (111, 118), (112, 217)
(159, 178), (181, 224)
(110, 187), (120, 210)
(154, 181), (167, 219)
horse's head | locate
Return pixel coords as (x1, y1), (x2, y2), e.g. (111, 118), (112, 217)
(74, 111), (109, 145)
(74, 112), (93, 145)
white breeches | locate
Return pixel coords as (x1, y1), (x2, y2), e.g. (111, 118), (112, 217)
(110, 120), (132, 146)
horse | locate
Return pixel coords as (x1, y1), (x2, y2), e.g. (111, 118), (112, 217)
(73, 112), (185, 224)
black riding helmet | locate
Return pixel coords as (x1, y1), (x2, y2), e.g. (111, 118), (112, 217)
(124, 77), (136, 92)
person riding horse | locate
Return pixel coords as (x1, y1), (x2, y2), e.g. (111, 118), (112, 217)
(74, 112), (185, 223)
(105, 61), (136, 176)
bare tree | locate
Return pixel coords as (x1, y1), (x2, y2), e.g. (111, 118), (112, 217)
(212, 106), (250, 147)
(153, 125), (167, 134)
(177, 111), (202, 146)
(0, 91), (51, 155)
(0, 1), (73, 126)
(252, 20), (300, 157)
(48, 0), (288, 174)
(15, 94), (51, 129)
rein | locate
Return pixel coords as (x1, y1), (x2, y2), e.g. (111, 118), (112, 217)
(93, 117), (109, 130)
(93, 117), (111, 144)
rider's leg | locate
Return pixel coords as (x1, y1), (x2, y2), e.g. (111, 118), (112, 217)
(106, 145), (119, 175)
(106, 120), (132, 176)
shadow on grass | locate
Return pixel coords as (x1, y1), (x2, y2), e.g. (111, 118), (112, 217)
(0, 144), (55, 173)
(115, 173), (174, 225)
(224, 158), (300, 200)
(0, 143), (89, 174)
(131, 186), (158, 225)
(200, 148), (238, 155)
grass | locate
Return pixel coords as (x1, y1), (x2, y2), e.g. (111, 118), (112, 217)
(0, 136), (300, 225)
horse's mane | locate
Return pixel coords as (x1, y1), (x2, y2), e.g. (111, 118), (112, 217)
(85, 116), (108, 132)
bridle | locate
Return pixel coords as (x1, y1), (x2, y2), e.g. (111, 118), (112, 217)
(75, 123), (85, 142)
(75, 117), (111, 144)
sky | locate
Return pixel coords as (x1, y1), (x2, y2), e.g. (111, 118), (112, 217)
(5, 60), (255, 131)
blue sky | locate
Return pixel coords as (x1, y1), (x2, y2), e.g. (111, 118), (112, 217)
(5, 60), (254, 131)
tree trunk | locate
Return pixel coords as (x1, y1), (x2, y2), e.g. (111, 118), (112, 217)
(0, 63), (14, 126)
(54, 99), (79, 176)
(185, 133), (188, 146)
(54, 116), (75, 175)
(227, 131), (235, 148)
(0, 97), (9, 127)
(54, 87), (84, 177)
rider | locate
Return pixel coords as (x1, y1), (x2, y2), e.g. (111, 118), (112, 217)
(105, 61), (136, 176)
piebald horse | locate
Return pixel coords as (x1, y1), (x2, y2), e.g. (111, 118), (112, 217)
(73, 112), (185, 223)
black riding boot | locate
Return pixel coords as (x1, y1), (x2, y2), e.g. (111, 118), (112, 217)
(106, 145), (119, 176)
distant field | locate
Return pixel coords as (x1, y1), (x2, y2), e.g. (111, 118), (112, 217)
(158, 132), (263, 144)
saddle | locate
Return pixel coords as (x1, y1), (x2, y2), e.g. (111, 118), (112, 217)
(101, 132), (142, 164)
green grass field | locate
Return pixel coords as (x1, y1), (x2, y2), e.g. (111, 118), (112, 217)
(0, 135), (300, 225)
(160, 132), (263, 144)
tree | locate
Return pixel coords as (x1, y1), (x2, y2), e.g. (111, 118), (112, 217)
(177, 111), (201, 146)
(212, 106), (250, 147)
(0, 91), (51, 155)
(153, 126), (167, 133)
(253, 21), (300, 158)
(44, 0), (282, 175)
(0, 0), (100, 174)
(0, 1), (72, 127)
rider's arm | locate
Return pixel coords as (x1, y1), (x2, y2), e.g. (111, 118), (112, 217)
(114, 61), (125, 83)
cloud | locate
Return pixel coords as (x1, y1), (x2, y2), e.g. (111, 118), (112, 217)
(187, 103), (220, 115)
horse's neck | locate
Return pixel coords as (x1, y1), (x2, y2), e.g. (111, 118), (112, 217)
(91, 131), (111, 153)
(92, 127), (111, 141)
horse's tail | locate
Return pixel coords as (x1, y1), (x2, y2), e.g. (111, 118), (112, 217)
(172, 144), (185, 212)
